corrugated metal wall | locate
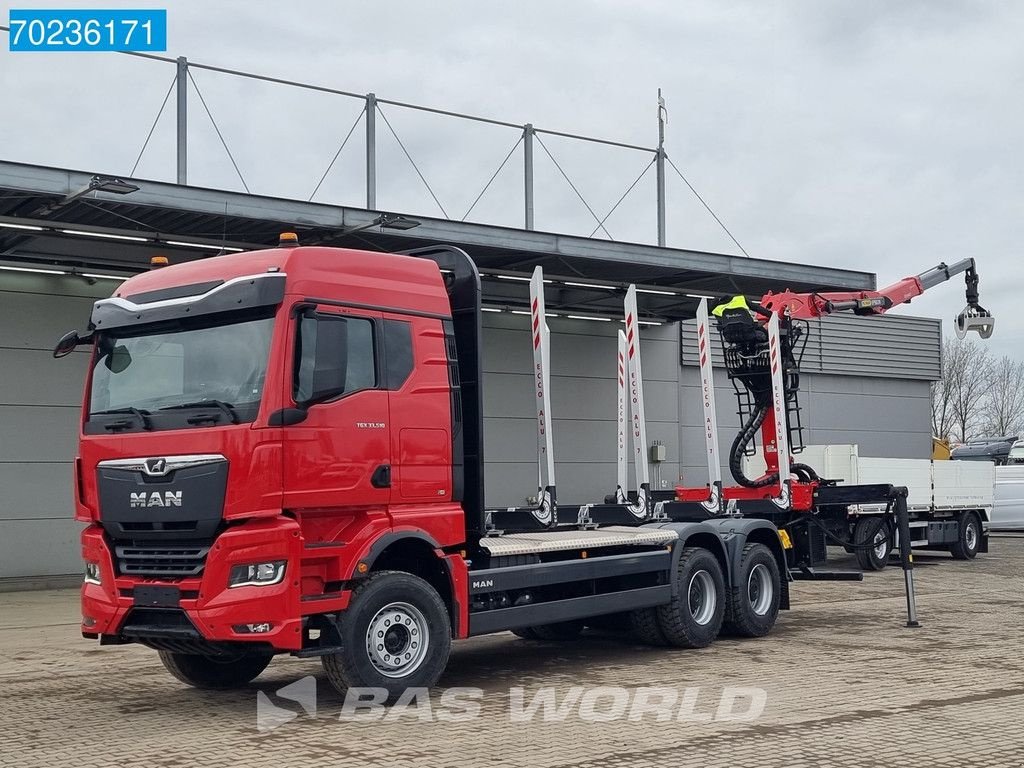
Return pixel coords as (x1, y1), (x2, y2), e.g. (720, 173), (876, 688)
(0, 279), (940, 579)
(0, 273), (109, 581)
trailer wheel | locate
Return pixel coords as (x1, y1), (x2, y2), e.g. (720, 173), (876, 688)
(158, 650), (272, 689)
(656, 547), (725, 648)
(321, 570), (451, 702)
(950, 512), (981, 560)
(724, 543), (781, 637)
(530, 620), (585, 641)
(853, 517), (892, 571)
(629, 608), (669, 646)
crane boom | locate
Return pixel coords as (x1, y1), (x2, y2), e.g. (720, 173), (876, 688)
(757, 258), (993, 338)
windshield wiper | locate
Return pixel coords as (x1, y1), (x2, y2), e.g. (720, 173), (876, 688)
(91, 407), (153, 431)
(159, 399), (240, 424)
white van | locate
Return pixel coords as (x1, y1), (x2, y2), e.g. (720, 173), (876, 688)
(993, 442), (1024, 530)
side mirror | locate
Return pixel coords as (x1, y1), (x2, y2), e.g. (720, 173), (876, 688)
(53, 330), (86, 358)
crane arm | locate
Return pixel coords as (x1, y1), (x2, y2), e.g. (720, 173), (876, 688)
(756, 258), (994, 338)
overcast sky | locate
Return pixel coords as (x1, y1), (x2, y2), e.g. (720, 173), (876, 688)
(1, 0), (1020, 356)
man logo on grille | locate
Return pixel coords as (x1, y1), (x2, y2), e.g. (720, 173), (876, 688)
(143, 457), (168, 476)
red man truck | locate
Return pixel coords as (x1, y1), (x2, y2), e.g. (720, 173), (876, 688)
(55, 239), (793, 700)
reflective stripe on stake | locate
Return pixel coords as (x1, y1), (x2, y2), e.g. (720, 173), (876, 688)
(767, 312), (791, 508)
(624, 286), (650, 503)
(696, 299), (722, 511)
(530, 266), (555, 523)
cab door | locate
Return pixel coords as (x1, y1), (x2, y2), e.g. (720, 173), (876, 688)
(281, 305), (391, 510)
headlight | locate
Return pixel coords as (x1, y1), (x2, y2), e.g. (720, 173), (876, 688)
(84, 562), (101, 585)
(228, 560), (286, 588)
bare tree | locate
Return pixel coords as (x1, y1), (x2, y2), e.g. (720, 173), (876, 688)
(981, 356), (1024, 437)
(931, 337), (993, 442)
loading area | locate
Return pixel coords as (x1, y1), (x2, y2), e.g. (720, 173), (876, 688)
(3, 538), (1021, 767)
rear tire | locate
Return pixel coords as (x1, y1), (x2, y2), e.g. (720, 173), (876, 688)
(950, 512), (981, 560)
(158, 650), (272, 690)
(853, 517), (892, 571)
(629, 608), (668, 646)
(656, 547), (725, 648)
(321, 570), (451, 703)
(724, 543), (781, 638)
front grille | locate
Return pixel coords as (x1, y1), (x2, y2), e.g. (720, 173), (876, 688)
(115, 544), (210, 577)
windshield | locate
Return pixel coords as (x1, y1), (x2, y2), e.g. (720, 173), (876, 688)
(88, 310), (275, 429)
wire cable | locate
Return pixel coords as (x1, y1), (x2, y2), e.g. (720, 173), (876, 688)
(376, 105), (449, 218)
(665, 154), (750, 257)
(308, 105), (366, 201)
(588, 155), (656, 238)
(129, 74), (177, 177)
(461, 135), (523, 222)
(187, 70), (251, 193)
(534, 134), (613, 240)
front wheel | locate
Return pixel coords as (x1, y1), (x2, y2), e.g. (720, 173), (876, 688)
(724, 543), (781, 637)
(853, 517), (892, 571)
(321, 571), (451, 703)
(656, 547), (725, 648)
(158, 650), (272, 689)
(950, 512), (981, 560)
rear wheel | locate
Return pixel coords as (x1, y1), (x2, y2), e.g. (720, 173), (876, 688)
(950, 512), (981, 560)
(853, 517), (892, 571)
(158, 650), (272, 689)
(321, 571), (451, 702)
(656, 547), (725, 648)
(629, 607), (669, 646)
(724, 543), (781, 637)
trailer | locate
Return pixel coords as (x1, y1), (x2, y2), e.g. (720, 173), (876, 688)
(744, 445), (993, 570)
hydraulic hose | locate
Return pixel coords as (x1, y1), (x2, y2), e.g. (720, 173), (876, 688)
(728, 404), (821, 488)
(729, 403), (772, 488)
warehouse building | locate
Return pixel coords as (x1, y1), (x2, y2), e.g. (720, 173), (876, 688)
(0, 161), (940, 584)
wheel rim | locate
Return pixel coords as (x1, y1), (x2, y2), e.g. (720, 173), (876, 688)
(965, 521), (978, 551)
(873, 528), (889, 561)
(365, 602), (429, 679)
(747, 563), (773, 616)
(687, 570), (717, 626)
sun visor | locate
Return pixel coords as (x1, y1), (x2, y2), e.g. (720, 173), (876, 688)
(90, 273), (286, 331)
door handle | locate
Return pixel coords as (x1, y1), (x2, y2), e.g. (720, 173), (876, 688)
(371, 464), (392, 489)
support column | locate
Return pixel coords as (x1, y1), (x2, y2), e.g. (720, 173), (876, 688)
(176, 57), (188, 185)
(655, 89), (667, 247)
(523, 123), (535, 230)
(365, 93), (377, 210)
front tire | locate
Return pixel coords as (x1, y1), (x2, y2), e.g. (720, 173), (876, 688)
(950, 512), (981, 560)
(656, 547), (725, 648)
(853, 517), (892, 571)
(321, 571), (451, 703)
(158, 650), (272, 690)
(724, 543), (781, 637)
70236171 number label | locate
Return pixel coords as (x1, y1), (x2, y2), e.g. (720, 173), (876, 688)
(8, 9), (167, 52)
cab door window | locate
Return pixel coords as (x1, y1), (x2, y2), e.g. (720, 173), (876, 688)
(293, 312), (376, 405)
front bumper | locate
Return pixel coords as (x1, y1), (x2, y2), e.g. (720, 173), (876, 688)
(81, 516), (306, 652)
